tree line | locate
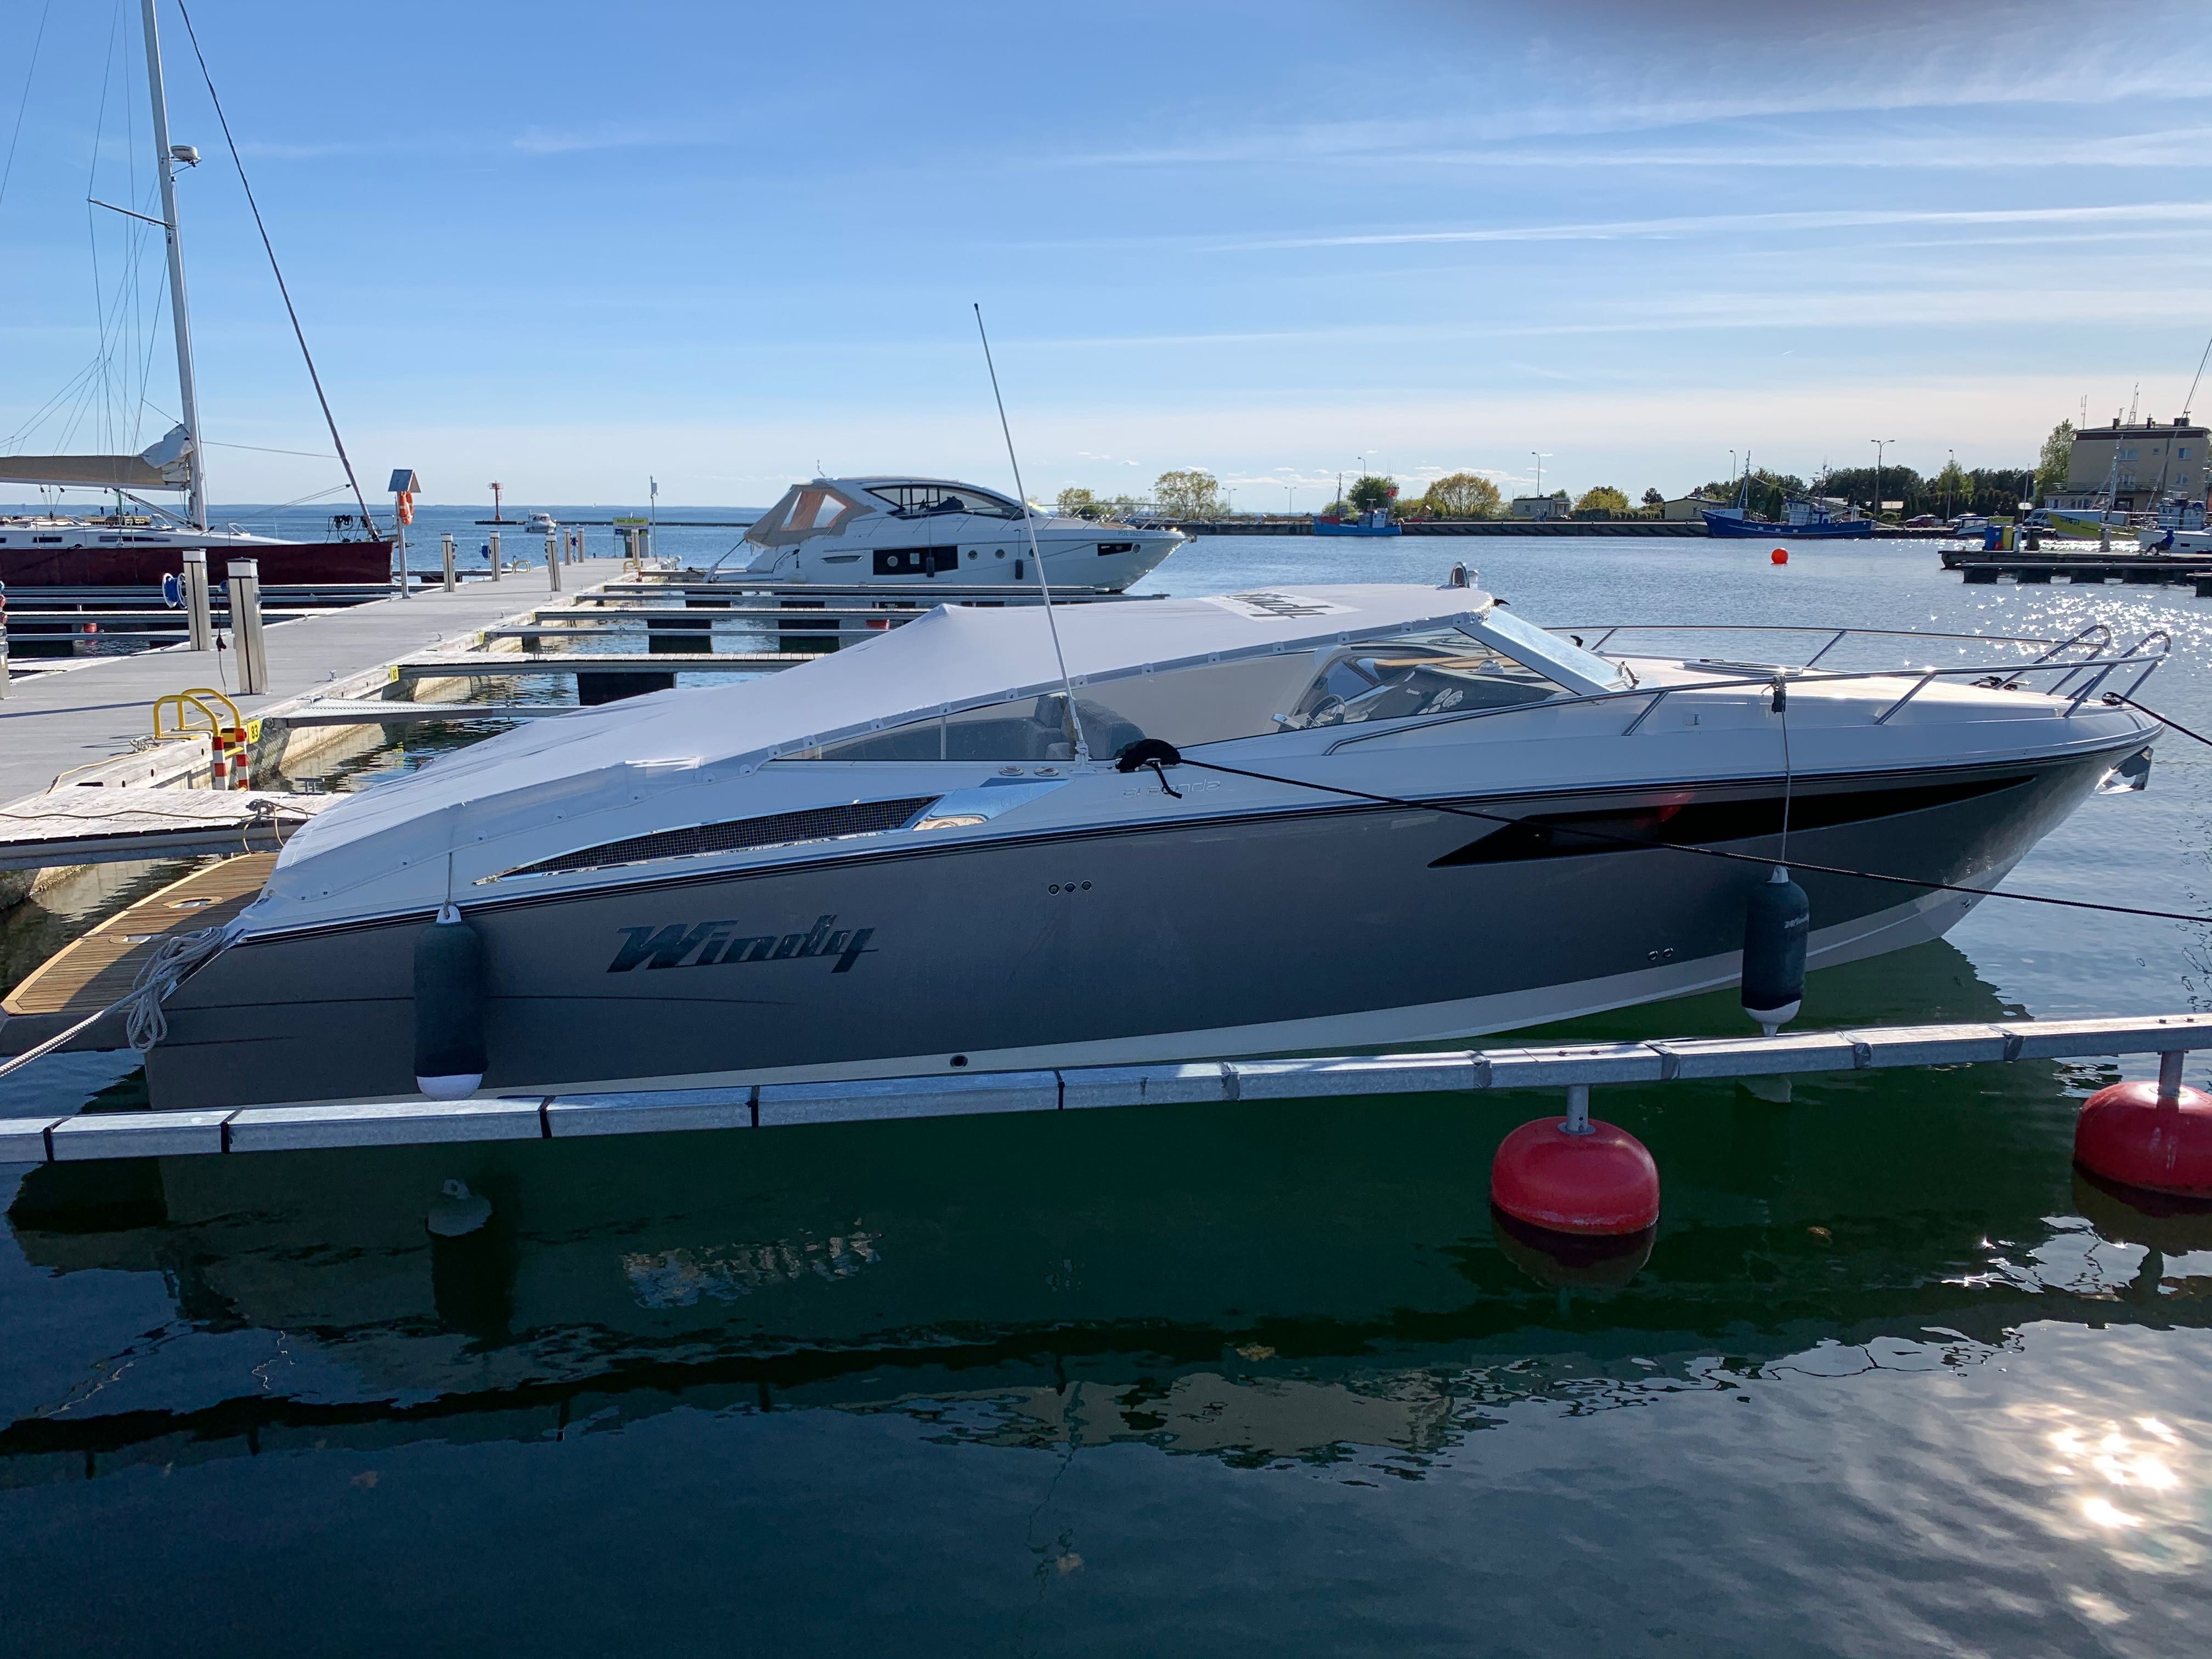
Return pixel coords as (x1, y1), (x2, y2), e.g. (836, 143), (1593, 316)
(1057, 449), (2061, 524)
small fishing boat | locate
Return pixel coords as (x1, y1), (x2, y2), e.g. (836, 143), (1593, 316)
(524, 511), (560, 536)
(1312, 508), (1403, 538)
(1702, 497), (1874, 539)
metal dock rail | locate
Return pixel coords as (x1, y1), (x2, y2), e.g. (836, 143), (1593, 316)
(4, 1013), (2203, 1163)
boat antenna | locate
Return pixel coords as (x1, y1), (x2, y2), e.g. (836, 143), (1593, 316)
(973, 303), (1090, 764)
(171, 0), (376, 535)
(2185, 333), (2212, 422)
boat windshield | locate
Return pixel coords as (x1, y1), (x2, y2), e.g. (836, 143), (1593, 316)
(789, 617), (1599, 764)
(1282, 628), (1571, 729)
(867, 483), (1024, 520)
(744, 484), (870, 547)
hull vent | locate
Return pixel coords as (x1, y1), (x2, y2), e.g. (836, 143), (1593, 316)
(501, 796), (939, 879)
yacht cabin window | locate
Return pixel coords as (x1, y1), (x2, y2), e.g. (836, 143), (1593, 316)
(867, 483), (1023, 520)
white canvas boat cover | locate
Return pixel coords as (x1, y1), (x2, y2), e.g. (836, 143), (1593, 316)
(259, 583), (1629, 915)
(383, 583), (1500, 797)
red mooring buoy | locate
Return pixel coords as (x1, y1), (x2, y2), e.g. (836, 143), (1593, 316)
(1770, 546), (1788, 565)
(1491, 1092), (1660, 1236)
(2074, 1072), (2212, 1200)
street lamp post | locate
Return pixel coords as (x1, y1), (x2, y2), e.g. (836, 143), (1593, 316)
(1871, 438), (1895, 521)
(1946, 447), (1955, 520)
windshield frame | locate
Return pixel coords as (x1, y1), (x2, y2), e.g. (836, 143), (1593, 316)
(1458, 610), (1628, 695)
(765, 600), (1640, 766)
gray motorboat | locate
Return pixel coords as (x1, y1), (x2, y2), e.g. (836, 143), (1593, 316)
(143, 581), (2163, 1109)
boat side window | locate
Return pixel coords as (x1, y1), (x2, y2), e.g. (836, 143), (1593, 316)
(798, 693), (1145, 763)
(867, 483), (1023, 521)
(1283, 629), (1569, 730)
(792, 653), (1326, 762)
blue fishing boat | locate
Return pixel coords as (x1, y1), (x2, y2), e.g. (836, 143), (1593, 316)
(1702, 496), (1874, 539)
(1312, 507), (1403, 537)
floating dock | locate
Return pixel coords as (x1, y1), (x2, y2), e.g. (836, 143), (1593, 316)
(3, 1013), (2204, 1162)
(0, 558), (633, 807)
(0, 792), (330, 873)
(1949, 556), (2212, 590)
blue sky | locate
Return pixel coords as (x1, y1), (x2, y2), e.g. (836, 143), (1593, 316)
(4, 0), (2211, 509)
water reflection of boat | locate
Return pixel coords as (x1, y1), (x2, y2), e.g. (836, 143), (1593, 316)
(9, 944), (2204, 1485)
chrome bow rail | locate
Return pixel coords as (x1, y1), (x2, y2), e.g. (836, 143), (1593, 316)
(1325, 622), (2171, 753)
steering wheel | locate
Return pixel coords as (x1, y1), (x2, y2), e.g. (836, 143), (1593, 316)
(1306, 694), (1348, 726)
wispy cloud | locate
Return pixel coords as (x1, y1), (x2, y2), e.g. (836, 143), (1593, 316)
(1060, 7), (2209, 174)
(237, 124), (726, 162)
(510, 123), (722, 156)
(1204, 201), (2212, 253)
(1231, 126), (2212, 174)
(1006, 282), (2212, 353)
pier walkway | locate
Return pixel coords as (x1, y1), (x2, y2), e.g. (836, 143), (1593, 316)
(0, 561), (631, 805)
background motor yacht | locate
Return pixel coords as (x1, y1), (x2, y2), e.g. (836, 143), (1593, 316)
(736, 476), (1183, 590)
(138, 579), (2161, 1110)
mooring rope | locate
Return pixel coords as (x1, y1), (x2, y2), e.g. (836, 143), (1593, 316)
(1110, 738), (2212, 927)
(2115, 695), (2212, 751)
(0, 923), (239, 1085)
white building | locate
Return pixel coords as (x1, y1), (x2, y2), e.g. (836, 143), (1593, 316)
(1508, 491), (1571, 521)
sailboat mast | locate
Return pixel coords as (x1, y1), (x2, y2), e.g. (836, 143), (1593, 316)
(139, 0), (207, 532)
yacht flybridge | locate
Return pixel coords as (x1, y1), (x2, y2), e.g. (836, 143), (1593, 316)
(138, 578), (2163, 1110)
(738, 477), (1183, 590)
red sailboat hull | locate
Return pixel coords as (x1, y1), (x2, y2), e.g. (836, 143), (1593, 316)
(0, 539), (395, 587)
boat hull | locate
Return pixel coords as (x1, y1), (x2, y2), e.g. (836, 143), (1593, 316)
(146, 749), (2124, 1110)
(0, 538), (393, 587)
(1702, 512), (1874, 539)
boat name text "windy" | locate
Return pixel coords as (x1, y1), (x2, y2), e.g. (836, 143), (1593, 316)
(607, 915), (876, 974)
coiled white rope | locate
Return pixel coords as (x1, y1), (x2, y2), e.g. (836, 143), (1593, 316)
(0, 921), (241, 1084)
(120, 924), (236, 1052)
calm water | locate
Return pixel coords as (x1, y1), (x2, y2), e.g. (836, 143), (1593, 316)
(3, 532), (2211, 1657)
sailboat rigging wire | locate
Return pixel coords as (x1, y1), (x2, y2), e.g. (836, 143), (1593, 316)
(2187, 335), (2212, 421)
(0, 0), (54, 215)
(171, 0), (376, 534)
(974, 302), (1090, 763)
(1118, 749), (2212, 926)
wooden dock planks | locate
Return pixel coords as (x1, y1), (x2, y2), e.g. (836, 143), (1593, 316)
(1, 854), (274, 1052)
